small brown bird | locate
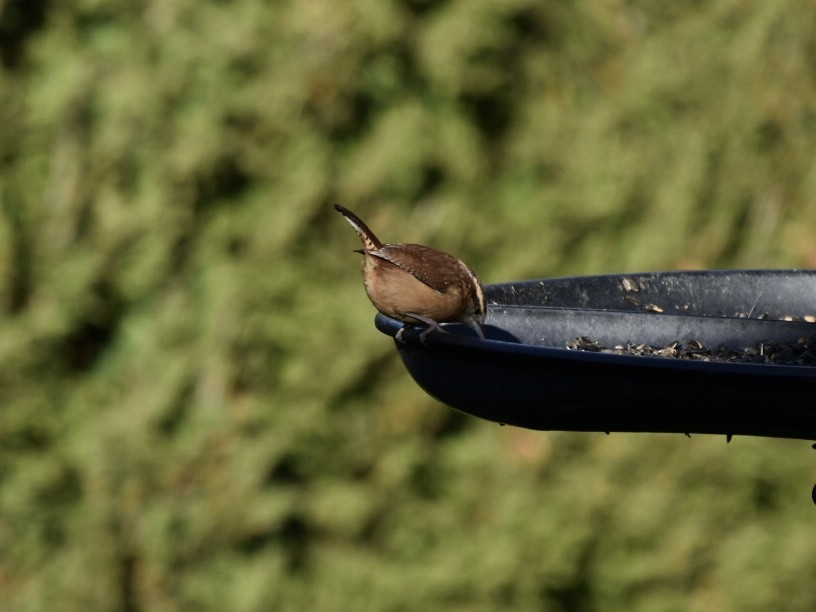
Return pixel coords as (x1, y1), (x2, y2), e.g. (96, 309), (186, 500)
(335, 204), (486, 342)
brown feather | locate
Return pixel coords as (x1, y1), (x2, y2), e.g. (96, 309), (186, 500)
(370, 244), (466, 295)
(334, 204), (382, 251)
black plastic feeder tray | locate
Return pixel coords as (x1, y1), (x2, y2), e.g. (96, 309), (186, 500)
(375, 270), (816, 441)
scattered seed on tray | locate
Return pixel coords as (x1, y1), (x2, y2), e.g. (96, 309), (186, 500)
(566, 336), (816, 366)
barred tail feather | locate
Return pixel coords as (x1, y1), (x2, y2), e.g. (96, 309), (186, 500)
(334, 204), (382, 251)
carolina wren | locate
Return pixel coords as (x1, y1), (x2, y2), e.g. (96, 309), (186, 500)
(335, 204), (486, 341)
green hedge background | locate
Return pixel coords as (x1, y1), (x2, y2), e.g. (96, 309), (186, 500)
(2, 0), (816, 609)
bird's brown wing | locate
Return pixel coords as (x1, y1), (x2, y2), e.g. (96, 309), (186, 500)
(372, 244), (465, 294)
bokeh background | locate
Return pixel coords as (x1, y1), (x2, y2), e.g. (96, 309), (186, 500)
(2, 0), (816, 609)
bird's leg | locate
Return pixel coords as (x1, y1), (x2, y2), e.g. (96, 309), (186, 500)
(394, 313), (484, 344)
(394, 313), (445, 346)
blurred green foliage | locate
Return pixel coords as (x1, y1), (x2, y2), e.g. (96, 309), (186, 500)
(1, 0), (816, 609)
